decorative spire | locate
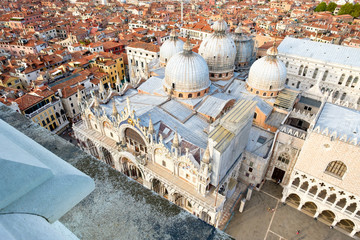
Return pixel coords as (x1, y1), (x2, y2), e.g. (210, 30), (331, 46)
(112, 100), (118, 117)
(148, 114), (154, 134)
(99, 80), (105, 93)
(202, 144), (210, 164)
(116, 74), (121, 86)
(93, 96), (99, 108)
(173, 129), (179, 148)
(235, 23), (242, 34)
(170, 29), (178, 40)
(183, 36), (192, 53)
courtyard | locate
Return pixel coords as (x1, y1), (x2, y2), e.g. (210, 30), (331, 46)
(225, 181), (355, 240)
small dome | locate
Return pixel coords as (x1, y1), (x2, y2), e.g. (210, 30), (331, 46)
(160, 30), (184, 66)
(212, 18), (228, 32)
(247, 46), (286, 93)
(232, 25), (256, 69)
(199, 18), (236, 80)
(164, 40), (210, 94)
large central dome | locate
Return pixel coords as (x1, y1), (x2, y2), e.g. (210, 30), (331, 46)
(160, 30), (184, 67)
(246, 43), (286, 98)
(163, 39), (210, 99)
(199, 18), (236, 81)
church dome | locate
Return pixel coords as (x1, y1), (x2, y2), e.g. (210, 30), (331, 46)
(232, 25), (256, 70)
(198, 18), (236, 81)
(246, 44), (286, 98)
(160, 30), (184, 67)
(163, 39), (210, 99)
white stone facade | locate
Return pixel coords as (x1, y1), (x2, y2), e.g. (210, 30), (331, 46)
(281, 112), (360, 237)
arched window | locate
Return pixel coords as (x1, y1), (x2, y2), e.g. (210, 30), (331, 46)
(197, 92), (200, 96)
(263, 92), (266, 96)
(296, 81), (301, 89)
(285, 78), (289, 85)
(303, 66), (308, 76)
(188, 93), (192, 98)
(298, 65), (303, 75)
(345, 76), (353, 87)
(312, 68), (318, 79)
(285, 62), (289, 67)
(341, 92), (346, 100)
(179, 93), (183, 98)
(338, 74), (345, 85)
(325, 161), (347, 178)
(322, 70), (328, 81)
(269, 85), (272, 90)
(277, 152), (290, 164)
(253, 112), (257, 119)
(351, 77), (358, 88)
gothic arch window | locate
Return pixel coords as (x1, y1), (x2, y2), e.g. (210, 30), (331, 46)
(351, 77), (358, 88)
(325, 161), (347, 178)
(269, 85), (272, 90)
(125, 128), (147, 153)
(341, 92), (346, 100)
(298, 65), (303, 75)
(277, 152), (290, 164)
(322, 70), (328, 81)
(338, 74), (345, 85)
(312, 68), (318, 79)
(302, 66), (308, 76)
(285, 78), (289, 85)
(253, 112), (257, 119)
(345, 76), (353, 87)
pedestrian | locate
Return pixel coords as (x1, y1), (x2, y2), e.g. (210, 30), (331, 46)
(296, 230), (300, 235)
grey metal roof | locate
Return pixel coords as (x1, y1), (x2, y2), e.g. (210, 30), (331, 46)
(254, 96), (273, 116)
(315, 103), (360, 140)
(161, 100), (193, 123)
(265, 111), (287, 128)
(278, 37), (360, 68)
(299, 96), (322, 108)
(197, 94), (235, 118)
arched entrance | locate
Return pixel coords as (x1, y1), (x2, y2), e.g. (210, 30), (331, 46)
(87, 139), (99, 158)
(151, 178), (168, 198)
(291, 178), (300, 188)
(174, 193), (184, 207)
(318, 210), (335, 224)
(120, 157), (142, 181)
(301, 202), (317, 216)
(101, 147), (114, 167)
(336, 219), (355, 233)
(124, 128), (147, 154)
(200, 211), (211, 224)
(285, 193), (301, 207)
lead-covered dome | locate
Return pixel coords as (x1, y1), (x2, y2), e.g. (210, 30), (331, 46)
(163, 39), (210, 99)
(199, 18), (236, 81)
(160, 30), (184, 67)
(232, 24), (256, 71)
(246, 43), (286, 98)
